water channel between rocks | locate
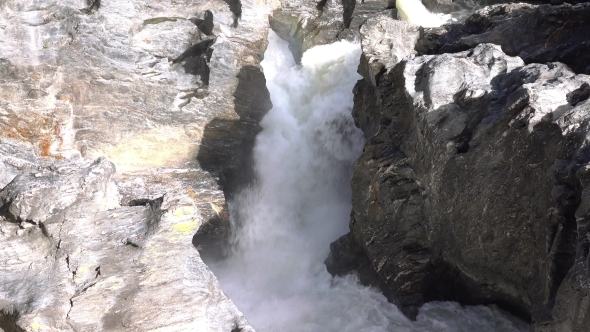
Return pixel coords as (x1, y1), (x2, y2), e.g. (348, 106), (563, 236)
(209, 30), (529, 332)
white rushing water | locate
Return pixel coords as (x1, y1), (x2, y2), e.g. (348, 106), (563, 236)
(396, 0), (452, 27)
(211, 31), (529, 332)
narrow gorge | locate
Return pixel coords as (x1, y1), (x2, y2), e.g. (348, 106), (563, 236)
(210, 29), (527, 332)
(0, 0), (589, 331)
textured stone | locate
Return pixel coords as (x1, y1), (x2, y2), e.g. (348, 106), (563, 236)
(269, 0), (395, 63)
(0, 0), (279, 330)
(0, 147), (256, 331)
(358, 15), (420, 87)
(418, 3), (590, 75)
(336, 37), (590, 328)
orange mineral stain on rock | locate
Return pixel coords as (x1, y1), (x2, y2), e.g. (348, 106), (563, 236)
(2, 115), (64, 159)
(187, 188), (198, 200)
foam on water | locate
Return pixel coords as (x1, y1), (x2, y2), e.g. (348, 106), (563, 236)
(210, 31), (529, 332)
(396, 0), (452, 27)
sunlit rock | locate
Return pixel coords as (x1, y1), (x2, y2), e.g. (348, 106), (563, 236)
(0, 0), (276, 330)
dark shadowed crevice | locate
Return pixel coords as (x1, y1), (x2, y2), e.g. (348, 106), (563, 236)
(81, 0), (100, 14)
(222, 0), (242, 27)
(0, 309), (25, 332)
(233, 66), (273, 124)
(567, 82), (590, 106)
(127, 196), (163, 209)
(192, 211), (230, 263)
(196, 65), (271, 197)
(538, 158), (584, 322)
(173, 39), (215, 86)
(123, 197), (165, 245)
(454, 130), (472, 154)
(417, 3), (590, 75)
(325, 233), (399, 304)
(190, 10), (215, 36)
(0, 198), (35, 226)
(194, 65), (272, 261)
(316, 0), (329, 10)
(424, 260), (532, 323)
(455, 139), (470, 153)
(342, 0), (356, 29)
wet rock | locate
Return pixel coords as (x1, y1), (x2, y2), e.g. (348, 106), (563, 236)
(269, 0), (346, 63)
(324, 233), (398, 303)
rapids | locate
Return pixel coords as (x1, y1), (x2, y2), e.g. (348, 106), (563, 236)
(210, 31), (528, 332)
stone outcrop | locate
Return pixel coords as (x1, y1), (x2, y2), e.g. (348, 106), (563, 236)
(326, 2), (590, 330)
(418, 3), (590, 75)
(0, 0), (276, 330)
(0, 139), (255, 331)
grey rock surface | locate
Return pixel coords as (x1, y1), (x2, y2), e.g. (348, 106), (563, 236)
(324, 3), (590, 329)
(419, 3), (590, 75)
(3, 0), (590, 330)
(333, 34), (590, 329)
(358, 15), (420, 87)
(0, 0), (279, 330)
(0, 141), (255, 331)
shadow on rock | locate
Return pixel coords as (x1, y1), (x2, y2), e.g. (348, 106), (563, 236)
(194, 65), (272, 261)
(0, 308), (25, 332)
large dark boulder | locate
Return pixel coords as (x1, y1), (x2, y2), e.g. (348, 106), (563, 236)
(329, 39), (590, 329)
(418, 3), (590, 75)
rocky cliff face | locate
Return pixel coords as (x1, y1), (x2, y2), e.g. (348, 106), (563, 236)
(0, 0), (276, 330)
(326, 2), (590, 331)
(3, 0), (590, 330)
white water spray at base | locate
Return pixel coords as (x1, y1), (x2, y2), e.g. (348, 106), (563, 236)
(396, 0), (452, 27)
(211, 31), (528, 332)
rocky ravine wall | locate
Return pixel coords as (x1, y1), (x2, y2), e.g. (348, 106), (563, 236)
(2, 0), (590, 331)
(0, 0), (277, 330)
(325, 2), (590, 332)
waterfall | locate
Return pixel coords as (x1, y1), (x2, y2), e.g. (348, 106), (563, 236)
(210, 31), (528, 332)
(396, 0), (452, 27)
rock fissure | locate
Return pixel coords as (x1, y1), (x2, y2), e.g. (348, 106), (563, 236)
(190, 10), (215, 36)
(0, 308), (25, 332)
(173, 38), (216, 87)
(82, 0), (101, 14)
